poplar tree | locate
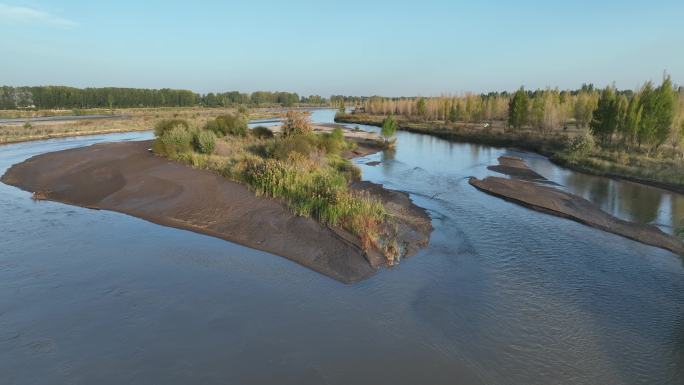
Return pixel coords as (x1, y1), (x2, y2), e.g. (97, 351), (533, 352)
(508, 87), (529, 130)
(652, 75), (676, 149)
(590, 86), (619, 144)
(623, 93), (642, 148)
(416, 98), (427, 120)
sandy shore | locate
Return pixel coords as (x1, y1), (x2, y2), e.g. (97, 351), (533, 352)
(1, 140), (431, 283)
(470, 157), (684, 255)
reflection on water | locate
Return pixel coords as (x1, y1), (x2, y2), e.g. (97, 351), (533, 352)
(511, 151), (681, 233)
(0, 111), (683, 385)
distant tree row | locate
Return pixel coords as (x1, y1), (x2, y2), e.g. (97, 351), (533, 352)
(0, 86), (198, 109)
(362, 94), (510, 122)
(0, 86), (326, 110)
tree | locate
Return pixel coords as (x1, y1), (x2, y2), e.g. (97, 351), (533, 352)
(623, 93), (642, 148)
(637, 77), (676, 151)
(652, 75), (677, 150)
(508, 87), (529, 130)
(541, 91), (562, 133)
(530, 94), (545, 131)
(638, 82), (657, 148)
(448, 104), (458, 123)
(615, 94), (629, 143)
(590, 86), (619, 144)
(416, 98), (427, 120)
(338, 100), (346, 114)
(574, 91), (596, 128)
(381, 115), (398, 142)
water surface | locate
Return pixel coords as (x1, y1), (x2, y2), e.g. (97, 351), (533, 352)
(1, 110), (682, 385)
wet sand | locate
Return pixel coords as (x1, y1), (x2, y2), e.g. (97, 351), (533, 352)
(488, 156), (554, 183)
(1, 140), (431, 283)
(469, 175), (684, 256)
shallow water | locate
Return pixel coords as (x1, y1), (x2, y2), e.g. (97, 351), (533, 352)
(1, 110), (683, 384)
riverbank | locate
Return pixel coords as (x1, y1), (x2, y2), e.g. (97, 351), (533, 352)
(1, 139), (431, 283)
(336, 113), (684, 194)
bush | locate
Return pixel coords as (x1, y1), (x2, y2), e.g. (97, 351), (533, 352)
(193, 130), (216, 154)
(268, 135), (316, 160)
(282, 110), (312, 136)
(155, 125), (194, 157)
(251, 125), (274, 139)
(205, 114), (247, 137)
(318, 128), (346, 155)
(154, 119), (190, 137)
(567, 131), (596, 157)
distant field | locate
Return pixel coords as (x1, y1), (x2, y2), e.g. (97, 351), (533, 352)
(0, 107), (287, 144)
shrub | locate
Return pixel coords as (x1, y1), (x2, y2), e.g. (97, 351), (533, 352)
(154, 119), (190, 137)
(23, 121), (32, 130)
(282, 110), (312, 136)
(318, 128), (350, 155)
(205, 114), (247, 137)
(156, 125), (194, 157)
(193, 130), (216, 154)
(567, 131), (596, 158)
(251, 125), (274, 139)
(268, 135), (316, 160)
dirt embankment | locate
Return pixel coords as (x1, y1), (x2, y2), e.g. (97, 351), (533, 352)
(470, 157), (684, 256)
(1, 140), (431, 283)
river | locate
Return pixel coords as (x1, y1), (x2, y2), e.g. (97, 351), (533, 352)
(1, 109), (682, 384)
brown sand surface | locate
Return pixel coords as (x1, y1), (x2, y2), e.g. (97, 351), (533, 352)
(2, 140), (431, 283)
(487, 156), (555, 183)
(469, 176), (684, 255)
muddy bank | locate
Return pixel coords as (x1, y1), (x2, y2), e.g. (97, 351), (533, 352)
(1, 140), (431, 283)
(469, 175), (684, 256)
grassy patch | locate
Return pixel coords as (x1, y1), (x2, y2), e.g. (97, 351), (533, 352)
(152, 118), (397, 263)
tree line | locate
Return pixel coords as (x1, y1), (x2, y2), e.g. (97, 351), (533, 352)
(357, 77), (683, 154)
(508, 76), (683, 152)
(0, 86), (327, 110)
(362, 94), (510, 123)
(0, 86), (199, 109)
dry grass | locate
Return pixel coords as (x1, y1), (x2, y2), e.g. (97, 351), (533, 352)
(0, 107), (284, 145)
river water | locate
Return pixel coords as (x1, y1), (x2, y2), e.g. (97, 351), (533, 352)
(1, 110), (682, 385)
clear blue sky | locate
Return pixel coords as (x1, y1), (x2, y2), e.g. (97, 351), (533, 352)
(1, 0), (683, 96)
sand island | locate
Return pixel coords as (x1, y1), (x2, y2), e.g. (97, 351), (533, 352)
(1, 112), (432, 283)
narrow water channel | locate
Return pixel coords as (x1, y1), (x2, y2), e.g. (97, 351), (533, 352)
(1, 110), (682, 385)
